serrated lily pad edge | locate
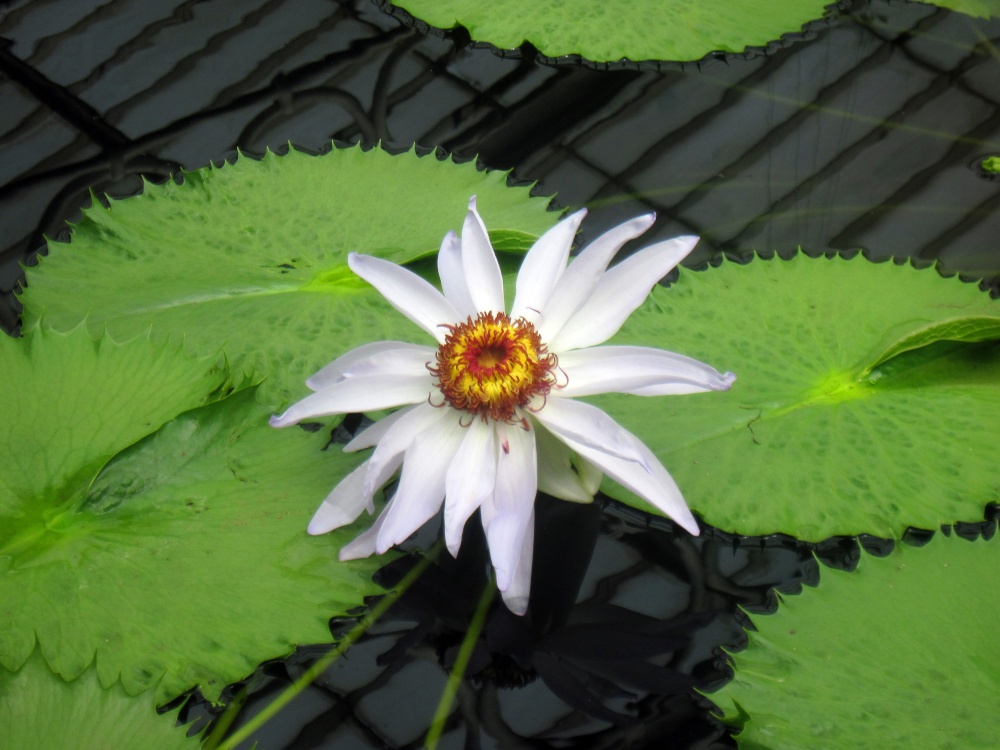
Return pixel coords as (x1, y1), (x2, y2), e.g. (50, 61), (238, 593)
(374, 0), (850, 68)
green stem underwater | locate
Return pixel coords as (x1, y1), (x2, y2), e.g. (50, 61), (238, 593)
(209, 550), (436, 750)
(423, 573), (496, 750)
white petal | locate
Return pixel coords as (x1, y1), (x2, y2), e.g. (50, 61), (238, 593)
(461, 196), (505, 313)
(363, 403), (453, 500)
(349, 253), (459, 342)
(269, 372), (434, 427)
(534, 419), (593, 503)
(437, 230), (477, 319)
(542, 422), (699, 536)
(550, 236), (699, 352)
(483, 422), (537, 592)
(444, 420), (497, 557)
(307, 461), (370, 534)
(576, 453), (603, 496)
(375, 417), (466, 554)
(338, 504), (390, 561)
(344, 405), (416, 452)
(500, 509), (534, 616)
(511, 208), (587, 321)
(530, 395), (651, 466)
(306, 342), (435, 391)
(536, 212), (655, 342)
(557, 345), (736, 397)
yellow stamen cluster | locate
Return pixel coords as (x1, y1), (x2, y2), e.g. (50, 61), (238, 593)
(431, 312), (558, 422)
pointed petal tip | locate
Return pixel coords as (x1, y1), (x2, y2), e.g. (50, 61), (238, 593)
(677, 515), (701, 536)
(269, 413), (292, 428)
(338, 546), (366, 561)
(719, 371), (737, 390)
(634, 211), (656, 230)
(468, 195), (478, 211)
(503, 592), (529, 616)
(308, 497), (365, 535)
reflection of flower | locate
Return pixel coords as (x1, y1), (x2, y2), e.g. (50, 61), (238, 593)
(271, 197), (734, 614)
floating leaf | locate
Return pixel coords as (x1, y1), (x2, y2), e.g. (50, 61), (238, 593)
(0, 327), (230, 508)
(386, 0), (831, 62)
(709, 531), (1000, 749)
(921, 0), (1000, 18)
(982, 155), (1000, 174)
(0, 650), (198, 750)
(591, 254), (1000, 539)
(0, 327), (384, 704)
(20, 145), (556, 408)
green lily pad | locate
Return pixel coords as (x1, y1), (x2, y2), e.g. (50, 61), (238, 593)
(0, 650), (198, 750)
(593, 254), (1000, 539)
(922, 0), (1000, 18)
(709, 531), (1000, 749)
(19, 145), (556, 408)
(0, 327), (384, 704)
(0, 326), (230, 559)
(387, 0), (831, 62)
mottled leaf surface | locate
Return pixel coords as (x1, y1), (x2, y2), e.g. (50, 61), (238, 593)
(390, 0), (830, 62)
(709, 532), (1000, 749)
(20, 145), (556, 408)
(0, 327), (383, 703)
(593, 254), (1000, 539)
(0, 650), (198, 750)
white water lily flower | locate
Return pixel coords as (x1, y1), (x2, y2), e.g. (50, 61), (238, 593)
(271, 197), (735, 614)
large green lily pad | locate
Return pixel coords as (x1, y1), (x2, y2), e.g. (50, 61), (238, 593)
(593, 254), (1000, 539)
(923, 0), (1000, 18)
(709, 531), (1000, 749)
(20, 145), (556, 408)
(0, 650), (198, 750)
(388, 0), (831, 62)
(0, 328), (384, 704)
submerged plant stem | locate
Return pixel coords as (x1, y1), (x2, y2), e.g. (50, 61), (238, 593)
(201, 684), (248, 748)
(423, 574), (496, 750)
(210, 550), (436, 750)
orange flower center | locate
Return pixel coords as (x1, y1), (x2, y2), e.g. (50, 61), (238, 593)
(431, 312), (558, 422)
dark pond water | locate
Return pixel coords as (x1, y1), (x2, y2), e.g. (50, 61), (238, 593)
(1, 0), (999, 748)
